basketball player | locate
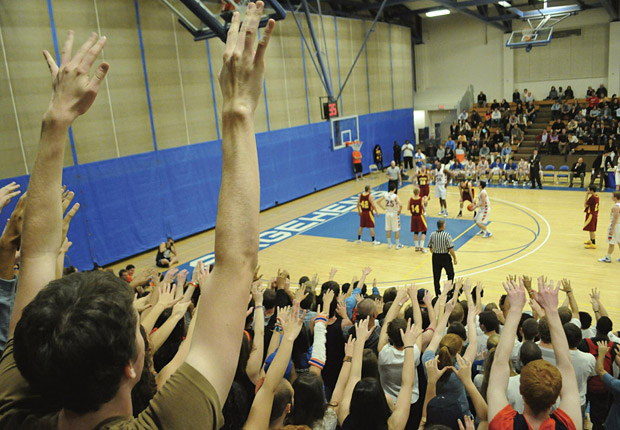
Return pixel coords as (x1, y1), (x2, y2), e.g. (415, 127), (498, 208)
(517, 158), (529, 187)
(409, 187), (428, 252)
(598, 191), (620, 263)
(465, 158), (476, 181)
(615, 161), (620, 192)
(489, 158), (503, 184)
(458, 178), (476, 218)
(414, 149), (426, 174)
(357, 185), (380, 245)
(473, 181), (492, 238)
(477, 156), (490, 183)
(376, 184), (403, 249)
(583, 185), (599, 249)
(415, 165), (430, 215)
(505, 159), (518, 185)
(433, 160), (449, 217)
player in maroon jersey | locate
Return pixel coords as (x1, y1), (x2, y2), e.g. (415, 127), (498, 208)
(584, 184), (599, 249)
(409, 187), (428, 252)
(357, 185), (380, 245)
(415, 165), (430, 215)
(458, 178), (476, 218)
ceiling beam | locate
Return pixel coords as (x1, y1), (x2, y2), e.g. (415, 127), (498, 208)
(430, 0), (509, 31)
(599, 0), (619, 19)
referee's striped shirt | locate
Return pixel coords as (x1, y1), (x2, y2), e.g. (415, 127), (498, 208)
(428, 230), (454, 254)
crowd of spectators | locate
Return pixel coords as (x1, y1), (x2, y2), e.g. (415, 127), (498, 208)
(3, 15), (620, 430)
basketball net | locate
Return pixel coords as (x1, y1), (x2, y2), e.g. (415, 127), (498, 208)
(346, 141), (363, 151)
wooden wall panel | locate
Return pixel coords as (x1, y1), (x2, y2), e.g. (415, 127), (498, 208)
(0, 0), (74, 171)
(392, 25), (413, 109)
(264, 22), (290, 130)
(173, 20), (218, 144)
(96, 0), (154, 156)
(138, 0), (186, 150)
(351, 20), (370, 115)
(53, 0), (118, 163)
(279, 17), (309, 127)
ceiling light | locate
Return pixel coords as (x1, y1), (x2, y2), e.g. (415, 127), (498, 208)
(498, 1), (511, 6)
(426, 9), (450, 17)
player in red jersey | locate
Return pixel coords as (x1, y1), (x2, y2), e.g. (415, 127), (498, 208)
(458, 177), (476, 218)
(584, 184), (599, 249)
(409, 187), (428, 252)
(415, 165), (430, 215)
(357, 185), (380, 245)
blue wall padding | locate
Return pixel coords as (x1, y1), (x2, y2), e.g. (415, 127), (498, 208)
(0, 108), (413, 270)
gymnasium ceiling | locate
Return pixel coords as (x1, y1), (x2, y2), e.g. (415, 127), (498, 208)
(291, 0), (619, 40)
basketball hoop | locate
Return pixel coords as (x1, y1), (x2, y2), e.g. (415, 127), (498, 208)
(346, 140), (363, 151)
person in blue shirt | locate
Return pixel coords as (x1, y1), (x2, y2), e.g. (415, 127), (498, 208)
(343, 267), (379, 319)
(489, 159), (505, 184)
(450, 160), (464, 177)
(505, 161), (518, 185)
(445, 137), (456, 152)
(501, 143), (512, 163)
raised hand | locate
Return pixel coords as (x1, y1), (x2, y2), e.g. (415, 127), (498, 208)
(355, 317), (372, 342)
(425, 356), (450, 386)
(323, 289), (335, 311)
(407, 283), (418, 303)
(253, 264), (262, 283)
(191, 260), (209, 288)
(157, 283), (182, 309)
(61, 190), (80, 244)
(251, 280), (265, 306)
(344, 335), (355, 357)
(502, 278), (526, 310)
(219, 2), (275, 115)
(336, 301), (348, 319)
(278, 302), (305, 342)
(362, 266), (372, 276)
(0, 192), (27, 248)
(0, 182), (21, 210)
(453, 353), (472, 384)
(162, 267), (179, 285)
(597, 340), (609, 356)
(395, 287), (407, 304)
(400, 319), (423, 348)
(43, 31), (109, 123)
(294, 287), (309, 303)
(590, 288), (601, 303)
(133, 292), (153, 313)
(458, 415), (475, 430)
(172, 299), (191, 318)
(534, 278), (560, 311)
(329, 267), (337, 280)
(560, 279), (572, 293)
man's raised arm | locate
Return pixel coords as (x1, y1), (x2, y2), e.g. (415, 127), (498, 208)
(185, 3), (275, 405)
(9, 32), (108, 335)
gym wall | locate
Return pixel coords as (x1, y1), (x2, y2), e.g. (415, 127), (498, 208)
(414, 8), (617, 111)
(0, 0), (414, 269)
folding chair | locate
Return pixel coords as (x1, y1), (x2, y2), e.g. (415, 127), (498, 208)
(542, 165), (555, 184)
(556, 165), (570, 185)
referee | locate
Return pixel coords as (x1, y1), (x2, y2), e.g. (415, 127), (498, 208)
(428, 219), (458, 296)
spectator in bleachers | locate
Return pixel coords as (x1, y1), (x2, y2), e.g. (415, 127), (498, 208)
(590, 106), (601, 119)
(490, 142), (501, 163)
(568, 132), (579, 154)
(525, 101), (537, 123)
(445, 136), (456, 152)
(515, 100), (524, 116)
(587, 86), (595, 97)
(491, 108), (501, 127)
(500, 99), (510, 112)
(512, 89), (521, 103)
(565, 85), (575, 100)
(557, 86), (565, 101)
(484, 110), (492, 127)
(551, 101), (562, 120)
(537, 129), (548, 149)
(471, 110), (481, 128)
(546, 86), (558, 100)
(501, 143), (512, 163)
(436, 144), (445, 163)
(525, 91), (535, 104)
(558, 129), (569, 156)
(458, 110), (468, 121)
(567, 118), (578, 133)
(549, 130), (559, 155)
(561, 102), (571, 118)
(588, 94), (600, 108)
(455, 143), (466, 163)
(478, 91), (487, 107)
(511, 126), (524, 147)
(552, 118), (565, 131)
(444, 145), (454, 164)
(479, 143), (491, 160)
(491, 99), (500, 110)
(450, 121), (459, 138)
(597, 84), (608, 99)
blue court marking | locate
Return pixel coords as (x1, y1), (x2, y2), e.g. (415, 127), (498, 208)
(301, 212), (479, 250)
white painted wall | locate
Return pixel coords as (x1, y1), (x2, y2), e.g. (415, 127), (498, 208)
(413, 8), (613, 129)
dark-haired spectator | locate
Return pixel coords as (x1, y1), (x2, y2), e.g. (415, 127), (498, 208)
(478, 91), (487, 107)
(546, 86), (558, 100)
(512, 89), (520, 103)
(594, 341), (620, 430)
(596, 84), (608, 99)
(119, 268), (130, 282)
(551, 100), (561, 120)
(565, 85), (574, 100)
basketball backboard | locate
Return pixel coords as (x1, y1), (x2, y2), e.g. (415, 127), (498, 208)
(506, 27), (553, 49)
(331, 116), (359, 151)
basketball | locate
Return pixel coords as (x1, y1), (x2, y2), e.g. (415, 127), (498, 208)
(467, 203), (475, 211)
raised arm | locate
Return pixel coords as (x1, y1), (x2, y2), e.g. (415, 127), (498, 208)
(378, 287), (407, 352)
(185, 5), (275, 404)
(426, 298), (455, 353)
(338, 318), (372, 425)
(246, 281), (265, 384)
(330, 335), (355, 413)
(535, 278), (581, 428)
(388, 321), (423, 430)
(0, 193), (26, 280)
(454, 354), (488, 430)
(9, 32), (108, 335)
(421, 357), (450, 428)
(463, 301), (479, 363)
(487, 279), (526, 422)
(244, 304), (304, 430)
(561, 279), (579, 320)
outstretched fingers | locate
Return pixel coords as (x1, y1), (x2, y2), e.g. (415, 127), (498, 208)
(255, 18), (274, 66)
(242, 2), (263, 58)
(79, 35), (107, 72)
(43, 50), (59, 78)
(71, 32), (98, 68)
(60, 30), (74, 67)
(88, 61), (109, 93)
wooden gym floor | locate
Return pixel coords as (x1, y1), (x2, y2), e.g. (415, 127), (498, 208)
(109, 173), (620, 323)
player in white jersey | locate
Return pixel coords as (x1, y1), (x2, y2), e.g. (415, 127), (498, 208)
(433, 160), (449, 217)
(473, 181), (492, 238)
(598, 191), (620, 263)
(477, 156), (490, 182)
(465, 159), (476, 180)
(376, 183), (403, 249)
(615, 163), (620, 192)
(517, 158), (529, 187)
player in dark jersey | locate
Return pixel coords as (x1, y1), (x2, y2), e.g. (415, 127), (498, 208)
(415, 165), (430, 215)
(357, 185), (380, 245)
(409, 187), (428, 252)
(584, 184), (599, 249)
(458, 178), (476, 218)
